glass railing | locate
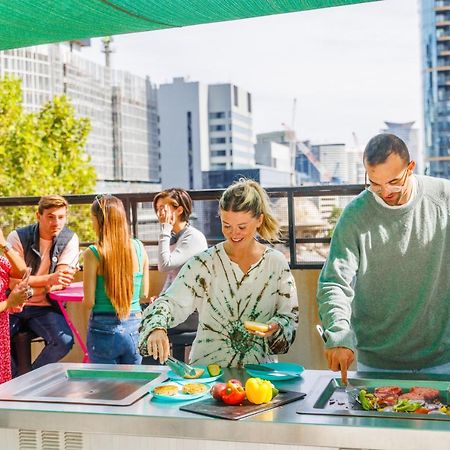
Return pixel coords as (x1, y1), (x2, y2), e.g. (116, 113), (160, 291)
(0, 185), (364, 269)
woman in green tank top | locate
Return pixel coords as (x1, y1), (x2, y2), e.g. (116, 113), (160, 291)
(83, 195), (149, 364)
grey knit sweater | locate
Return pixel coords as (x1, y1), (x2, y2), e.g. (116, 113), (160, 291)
(317, 175), (450, 369)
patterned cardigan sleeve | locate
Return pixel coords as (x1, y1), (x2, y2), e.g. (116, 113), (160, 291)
(266, 258), (299, 355)
(138, 253), (209, 356)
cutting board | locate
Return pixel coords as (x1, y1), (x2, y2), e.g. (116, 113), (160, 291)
(180, 390), (306, 420)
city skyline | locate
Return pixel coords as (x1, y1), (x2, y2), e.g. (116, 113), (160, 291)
(81, 0), (421, 149)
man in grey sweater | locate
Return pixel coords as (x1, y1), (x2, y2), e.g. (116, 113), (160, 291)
(317, 133), (450, 383)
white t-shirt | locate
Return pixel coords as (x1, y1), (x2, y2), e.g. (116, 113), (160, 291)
(372, 175), (417, 210)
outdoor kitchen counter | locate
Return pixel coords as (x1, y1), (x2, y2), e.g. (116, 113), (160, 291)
(0, 367), (448, 450)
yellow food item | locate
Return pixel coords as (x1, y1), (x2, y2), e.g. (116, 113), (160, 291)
(183, 367), (205, 379)
(245, 378), (274, 404)
(153, 384), (179, 396)
(244, 321), (269, 332)
(182, 383), (208, 395)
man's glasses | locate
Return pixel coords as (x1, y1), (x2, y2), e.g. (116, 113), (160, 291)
(365, 164), (411, 194)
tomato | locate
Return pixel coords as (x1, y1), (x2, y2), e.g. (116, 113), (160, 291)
(414, 407), (430, 414)
(210, 383), (227, 400)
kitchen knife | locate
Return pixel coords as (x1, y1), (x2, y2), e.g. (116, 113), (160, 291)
(244, 364), (302, 377)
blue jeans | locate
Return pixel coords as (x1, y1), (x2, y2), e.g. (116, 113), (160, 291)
(357, 361), (450, 375)
(10, 306), (74, 376)
(87, 312), (142, 365)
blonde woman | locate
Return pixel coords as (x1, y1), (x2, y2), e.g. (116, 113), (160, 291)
(83, 195), (149, 364)
(139, 179), (299, 367)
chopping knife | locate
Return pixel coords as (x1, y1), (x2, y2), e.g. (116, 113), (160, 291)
(244, 364), (302, 378)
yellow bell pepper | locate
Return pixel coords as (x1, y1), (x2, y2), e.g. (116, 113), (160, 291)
(245, 378), (274, 405)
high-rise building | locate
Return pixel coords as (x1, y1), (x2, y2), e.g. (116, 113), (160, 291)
(63, 49), (115, 180)
(0, 43), (161, 191)
(311, 143), (347, 183)
(157, 78), (255, 189)
(381, 122), (422, 174)
(112, 70), (153, 182)
(157, 77), (209, 190)
(421, 0), (450, 179)
(254, 140), (291, 172)
(208, 84), (254, 170)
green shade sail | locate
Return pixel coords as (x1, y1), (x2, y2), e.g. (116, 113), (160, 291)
(0, 0), (378, 51)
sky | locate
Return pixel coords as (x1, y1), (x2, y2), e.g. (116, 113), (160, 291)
(82, 0), (422, 149)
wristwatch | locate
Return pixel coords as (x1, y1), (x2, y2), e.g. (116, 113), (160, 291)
(0, 242), (12, 253)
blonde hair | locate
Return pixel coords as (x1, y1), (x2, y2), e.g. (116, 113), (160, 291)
(91, 195), (133, 319)
(219, 178), (280, 242)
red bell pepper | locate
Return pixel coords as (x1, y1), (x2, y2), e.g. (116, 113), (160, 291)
(220, 379), (246, 405)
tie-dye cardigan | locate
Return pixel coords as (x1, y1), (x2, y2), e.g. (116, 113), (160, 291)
(139, 242), (299, 367)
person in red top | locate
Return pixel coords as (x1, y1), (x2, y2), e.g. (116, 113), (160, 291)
(0, 228), (30, 384)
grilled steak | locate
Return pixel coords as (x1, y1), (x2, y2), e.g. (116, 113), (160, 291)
(409, 387), (440, 401)
(374, 386), (403, 396)
(398, 392), (425, 401)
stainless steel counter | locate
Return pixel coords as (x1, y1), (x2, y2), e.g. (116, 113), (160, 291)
(0, 364), (448, 450)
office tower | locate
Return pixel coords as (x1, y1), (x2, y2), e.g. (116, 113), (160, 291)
(421, 0), (450, 178)
(63, 48), (115, 180)
(345, 147), (365, 185)
(381, 121), (422, 174)
(146, 77), (160, 183)
(311, 143), (347, 184)
(255, 136), (292, 173)
(0, 43), (161, 191)
(208, 84), (254, 170)
(112, 70), (153, 182)
(157, 77), (209, 190)
(157, 78), (255, 189)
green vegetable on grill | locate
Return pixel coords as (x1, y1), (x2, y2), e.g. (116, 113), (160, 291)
(358, 390), (376, 411)
(392, 399), (423, 413)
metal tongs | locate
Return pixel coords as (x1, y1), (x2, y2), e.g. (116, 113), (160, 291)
(166, 355), (197, 378)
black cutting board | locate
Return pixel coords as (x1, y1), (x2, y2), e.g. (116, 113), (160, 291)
(180, 390), (306, 420)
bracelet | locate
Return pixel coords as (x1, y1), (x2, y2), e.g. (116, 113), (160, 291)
(153, 327), (168, 335)
(0, 242), (12, 254)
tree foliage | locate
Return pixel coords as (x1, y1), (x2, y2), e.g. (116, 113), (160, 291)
(327, 206), (343, 237)
(0, 77), (96, 239)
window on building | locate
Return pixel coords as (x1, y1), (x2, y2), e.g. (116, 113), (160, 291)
(233, 85), (239, 107)
(247, 93), (252, 113)
(209, 112), (226, 119)
(210, 137), (227, 144)
(211, 163), (227, 170)
(209, 124), (226, 132)
(211, 150), (227, 157)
